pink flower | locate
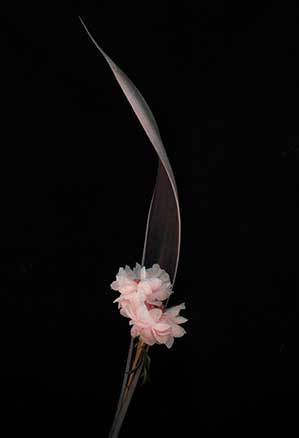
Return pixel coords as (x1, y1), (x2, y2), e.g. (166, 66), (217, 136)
(120, 296), (187, 349)
(111, 264), (187, 348)
(111, 263), (172, 307)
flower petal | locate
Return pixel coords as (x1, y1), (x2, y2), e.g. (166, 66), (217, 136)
(171, 324), (186, 338)
(165, 337), (174, 349)
(148, 308), (163, 322)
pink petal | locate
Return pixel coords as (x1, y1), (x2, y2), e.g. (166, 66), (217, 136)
(140, 328), (155, 345)
(138, 281), (152, 296)
(152, 330), (172, 345)
(174, 316), (188, 324)
(165, 337), (174, 349)
(131, 325), (141, 338)
(165, 303), (186, 317)
(155, 322), (171, 333)
(146, 278), (162, 291)
(110, 281), (120, 290)
(171, 324), (186, 338)
(148, 308), (163, 322)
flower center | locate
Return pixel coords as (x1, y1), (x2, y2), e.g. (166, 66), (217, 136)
(134, 279), (141, 284)
(145, 302), (166, 312)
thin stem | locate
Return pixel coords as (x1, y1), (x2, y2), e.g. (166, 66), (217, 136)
(108, 339), (146, 438)
(117, 338), (134, 414)
(109, 363), (143, 438)
(127, 340), (144, 387)
(108, 337), (134, 438)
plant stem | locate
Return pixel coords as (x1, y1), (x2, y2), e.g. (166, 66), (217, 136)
(108, 337), (134, 438)
(108, 362), (143, 438)
(127, 340), (144, 387)
(108, 338), (145, 438)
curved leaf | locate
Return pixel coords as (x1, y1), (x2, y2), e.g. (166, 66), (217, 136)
(79, 17), (181, 284)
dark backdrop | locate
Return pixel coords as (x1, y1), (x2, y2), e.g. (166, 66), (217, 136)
(0, 3), (298, 437)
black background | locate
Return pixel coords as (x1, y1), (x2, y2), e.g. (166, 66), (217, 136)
(1, 2), (298, 437)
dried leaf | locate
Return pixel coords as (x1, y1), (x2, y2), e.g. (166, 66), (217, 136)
(79, 17), (181, 283)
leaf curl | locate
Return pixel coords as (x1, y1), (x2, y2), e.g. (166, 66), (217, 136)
(79, 17), (181, 284)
